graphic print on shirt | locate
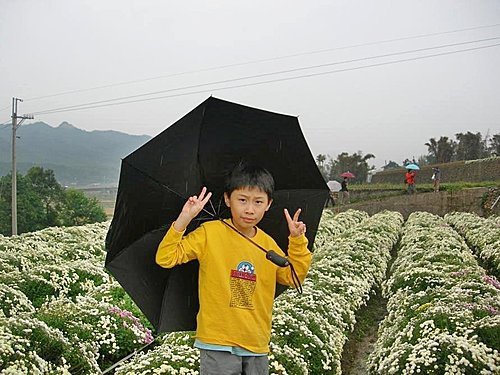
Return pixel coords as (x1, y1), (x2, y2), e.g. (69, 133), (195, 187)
(229, 261), (257, 309)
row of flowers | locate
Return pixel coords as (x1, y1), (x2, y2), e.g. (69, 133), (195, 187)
(113, 209), (403, 374)
(445, 212), (500, 277)
(8, 210), (496, 373)
(268, 210), (403, 374)
(0, 210), (369, 374)
(0, 222), (153, 373)
(312, 209), (370, 249)
(368, 211), (500, 374)
(113, 209), (371, 374)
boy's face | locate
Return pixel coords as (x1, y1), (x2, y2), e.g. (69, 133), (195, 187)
(224, 186), (272, 237)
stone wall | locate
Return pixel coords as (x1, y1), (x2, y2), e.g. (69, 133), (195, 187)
(333, 188), (496, 219)
(371, 157), (500, 184)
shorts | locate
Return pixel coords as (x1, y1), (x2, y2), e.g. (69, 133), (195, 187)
(199, 349), (269, 375)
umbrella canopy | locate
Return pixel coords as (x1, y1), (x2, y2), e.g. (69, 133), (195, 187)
(105, 97), (329, 333)
(340, 171), (355, 178)
(327, 180), (342, 192)
(405, 163), (420, 170)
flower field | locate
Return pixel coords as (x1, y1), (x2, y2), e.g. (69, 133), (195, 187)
(368, 212), (500, 374)
(1, 210), (499, 374)
(445, 212), (500, 277)
(0, 223), (153, 374)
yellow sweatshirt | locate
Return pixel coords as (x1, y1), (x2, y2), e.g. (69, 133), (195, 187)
(156, 218), (311, 353)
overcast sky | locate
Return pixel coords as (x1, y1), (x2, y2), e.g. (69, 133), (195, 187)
(1, 0), (499, 168)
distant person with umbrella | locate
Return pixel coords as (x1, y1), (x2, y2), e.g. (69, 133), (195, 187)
(326, 180), (341, 207)
(404, 164), (419, 194)
(340, 172), (354, 204)
(156, 163), (312, 375)
(340, 177), (350, 204)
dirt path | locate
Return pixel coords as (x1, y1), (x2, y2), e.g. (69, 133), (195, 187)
(340, 290), (388, 375)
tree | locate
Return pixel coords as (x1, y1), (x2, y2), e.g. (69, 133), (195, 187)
(0, 173), (46, 235)
(0, 167), (107, 235)
(327, 151), (375, 183)
(25, 166), (64, 227)
(425, 136), (455, 164)
(315, 154), (328, 179)
(455, 132), (486, 161)
(488, 134), (500, 156)
(59, 189), (107, 227)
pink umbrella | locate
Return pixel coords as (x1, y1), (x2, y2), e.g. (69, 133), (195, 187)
(340, 171), (355, 178)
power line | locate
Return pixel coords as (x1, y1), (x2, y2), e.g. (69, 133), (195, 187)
(22, 22), (500, 102)
(30, 42), (500, 116)
(30, 37), (500, 115)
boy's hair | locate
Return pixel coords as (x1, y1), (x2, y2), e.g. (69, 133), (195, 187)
(225, 162), (275, 200)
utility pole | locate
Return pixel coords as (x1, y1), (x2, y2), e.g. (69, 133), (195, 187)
(11, 97), (33, 235)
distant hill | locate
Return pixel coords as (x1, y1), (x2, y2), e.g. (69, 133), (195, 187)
(0, 121), (151, 187)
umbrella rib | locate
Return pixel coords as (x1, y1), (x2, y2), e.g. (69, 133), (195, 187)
(207, 198), (218, 218)
(123, 159), (218, 219)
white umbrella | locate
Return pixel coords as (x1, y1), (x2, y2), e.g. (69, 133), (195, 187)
(327, 180), (342, 192)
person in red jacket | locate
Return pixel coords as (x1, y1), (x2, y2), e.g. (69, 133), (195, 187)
(405, 169), (416, 194)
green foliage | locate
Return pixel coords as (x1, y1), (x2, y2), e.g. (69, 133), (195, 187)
(316, 153), (329, 178)
(0, 173), (46, 234)
(489, 134), (500, 156)
(475, 324), (500, 350)
(455, 131), (488, 161)
(26, 166), (64, 227)
(0, 167), (107, 235)
(318, 151), (375, 183)
(425, 136), (455, 164)
(59, 189), (107, 226)
(424, 132), (499, 164)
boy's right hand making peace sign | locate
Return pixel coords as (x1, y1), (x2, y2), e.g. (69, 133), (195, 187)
(173, 187), (212, 232)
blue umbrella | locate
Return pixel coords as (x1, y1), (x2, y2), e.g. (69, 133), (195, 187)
(405, 163), (420, 170)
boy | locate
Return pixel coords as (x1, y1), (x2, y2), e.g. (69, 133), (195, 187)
(156, 164), (312, 375)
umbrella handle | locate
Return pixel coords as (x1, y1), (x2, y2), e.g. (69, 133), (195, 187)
(266, 250), (290, 267)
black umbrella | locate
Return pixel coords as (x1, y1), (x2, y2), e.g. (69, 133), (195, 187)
(105, 97), (328, 333)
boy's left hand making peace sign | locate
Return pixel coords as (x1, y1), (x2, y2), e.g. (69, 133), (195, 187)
(284, 208), (306, 237)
